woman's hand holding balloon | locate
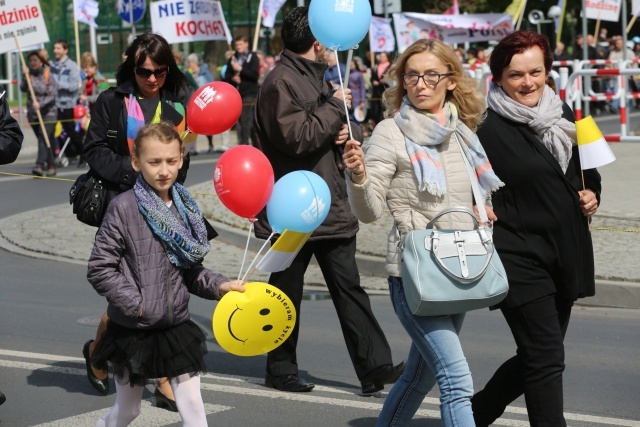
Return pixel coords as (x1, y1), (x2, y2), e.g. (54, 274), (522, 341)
(343, 139), (365, 182)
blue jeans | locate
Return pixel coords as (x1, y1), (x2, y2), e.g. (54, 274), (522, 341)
(376, 277), (474, 427)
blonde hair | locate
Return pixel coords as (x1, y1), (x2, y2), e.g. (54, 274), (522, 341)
(383, 39), (486, 132)
(81, 52), (98, 68)
(132, 122), (183, 158)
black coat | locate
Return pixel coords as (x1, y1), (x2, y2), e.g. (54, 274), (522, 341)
(0, 88), (23, 165)
(224, 51), (260, 98)
(478, 106), (601, 308)
(252, 49), (362, 241)
(83, 81), (190, 194)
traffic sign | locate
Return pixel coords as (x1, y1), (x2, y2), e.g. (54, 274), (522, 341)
(118, 0), (146, 24)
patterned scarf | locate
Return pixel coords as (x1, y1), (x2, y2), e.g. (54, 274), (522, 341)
(395, 97), (504, 200)
(134, 175), (210, 268)
(125, 94), (188, 155)
(487, 85), (576, 173)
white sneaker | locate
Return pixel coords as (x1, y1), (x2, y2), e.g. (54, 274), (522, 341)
(216, 144), (229, 152)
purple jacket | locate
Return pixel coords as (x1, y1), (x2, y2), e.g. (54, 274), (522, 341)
(87, 190), (228, 330)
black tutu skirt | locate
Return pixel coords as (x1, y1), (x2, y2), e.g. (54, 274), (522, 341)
(91, 320), (208, 387)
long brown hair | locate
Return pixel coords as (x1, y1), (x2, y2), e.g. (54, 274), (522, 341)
(383, 39), (485, 131)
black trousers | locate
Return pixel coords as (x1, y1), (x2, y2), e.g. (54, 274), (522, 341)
(58, 108), (84, 157)
(472, 294), (573, 427)
(266, 236), (393, 380)
(31, 121), (55, 167)
(236, 94), (255, 145)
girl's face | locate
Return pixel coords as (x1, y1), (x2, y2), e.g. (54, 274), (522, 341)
(83, 64), (96, 77)
(134, 52), (168, 98)
(28, 55), (43, 70)
(132, 137), (183, 203)
(403, 51), (456, 114)
(495, 46), (548, 108)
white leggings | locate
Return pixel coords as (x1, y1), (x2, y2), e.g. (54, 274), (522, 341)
(96, 371), (207, 427)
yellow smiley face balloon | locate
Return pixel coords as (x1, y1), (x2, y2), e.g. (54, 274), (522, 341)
(213, 282), (297, 356)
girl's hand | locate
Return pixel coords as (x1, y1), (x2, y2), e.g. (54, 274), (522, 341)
(579, 189), (598, 217)
(219, 280), (246, 297)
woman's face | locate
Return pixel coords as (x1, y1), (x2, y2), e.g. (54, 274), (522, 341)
(403, 51), (456, 115)
(28, 55), (43, 70)
(495, 46), (548, 108)
(134, 52), (168, 99)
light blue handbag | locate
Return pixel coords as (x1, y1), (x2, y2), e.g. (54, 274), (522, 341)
(400, 138), (509, 316)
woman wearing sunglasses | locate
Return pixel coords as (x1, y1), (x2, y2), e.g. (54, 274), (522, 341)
(344, 39), (503, 426)
(81, 32), (192, 412)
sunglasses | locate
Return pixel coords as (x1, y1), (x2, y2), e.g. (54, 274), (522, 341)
(134, 66), (169, 79)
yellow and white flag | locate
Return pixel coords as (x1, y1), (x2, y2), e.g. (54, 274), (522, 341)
(576, 116), (616, 170)
(256, 230), (312, 273)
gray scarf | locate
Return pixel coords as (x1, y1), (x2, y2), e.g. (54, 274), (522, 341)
(487, 85), (576, 172)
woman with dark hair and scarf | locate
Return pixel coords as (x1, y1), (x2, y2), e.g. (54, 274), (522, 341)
(81, 32), (194, 410)
(470, 31), (601, 426)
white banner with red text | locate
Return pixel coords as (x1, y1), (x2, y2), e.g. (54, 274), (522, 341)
(150, 0), (232, 45)
(0, 0), (50, 55)
(392, 12), (512, 52)
(585, 0), (621, 22)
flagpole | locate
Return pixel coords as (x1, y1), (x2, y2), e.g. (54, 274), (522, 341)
(515, 0), (528, 30)
(14, 35), (52, 150)
(73, 0), (82, 91)
(253, 0), (265, 52)
(556, 0), (568, 46)
(627, 14), (638, 33)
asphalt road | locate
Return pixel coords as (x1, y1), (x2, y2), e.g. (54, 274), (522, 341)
(1, 152), (639, 426)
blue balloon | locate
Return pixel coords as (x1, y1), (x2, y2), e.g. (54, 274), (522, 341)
(308, 0), (372, 51)
(267, 171), (332, 233)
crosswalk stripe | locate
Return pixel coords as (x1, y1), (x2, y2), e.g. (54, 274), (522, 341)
(1, 349), (639, 427)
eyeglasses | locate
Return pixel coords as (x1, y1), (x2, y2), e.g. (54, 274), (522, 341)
(134, 66), (169, 79)
(402, 72), (454, 86)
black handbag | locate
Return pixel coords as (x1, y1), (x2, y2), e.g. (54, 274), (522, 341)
(69, 169), (115, 227)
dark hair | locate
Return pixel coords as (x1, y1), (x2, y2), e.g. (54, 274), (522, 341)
(27, 50), (49, 67)
(234, 35), (249, 43)
(132, 122), (183, 158)
(54, 39), (69, 50)
(489, 31), (553, 82)
(117, 32), (189, 103)
(281, 7), (316, 54)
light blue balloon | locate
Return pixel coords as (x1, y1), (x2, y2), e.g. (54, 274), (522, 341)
(267, 171), (332, 233)
(308, 0), (372, 51)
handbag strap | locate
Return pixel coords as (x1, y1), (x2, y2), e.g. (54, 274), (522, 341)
(454, 134), (489, 224)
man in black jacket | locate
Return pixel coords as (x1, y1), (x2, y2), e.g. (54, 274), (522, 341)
(251, 6), (404, 395)
(0, 86), (24, 407)
(0, 87), (23, 165)
(224, 35), (260, 145)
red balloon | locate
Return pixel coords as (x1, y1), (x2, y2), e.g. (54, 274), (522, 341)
(213, 145), (274, 219)
(74, 104), (87, 120)
(187, 82), (242, 135)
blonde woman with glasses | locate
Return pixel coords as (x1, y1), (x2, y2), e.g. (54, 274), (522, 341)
(344, 39), (503, 426)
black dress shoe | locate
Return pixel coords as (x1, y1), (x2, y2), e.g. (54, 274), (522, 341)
(82, 340), (109, 395)
(265, 373), (315, 392)
(360, 361), (406, 395)
(0, 390), (5, 406)
(154, 387), (178, 412)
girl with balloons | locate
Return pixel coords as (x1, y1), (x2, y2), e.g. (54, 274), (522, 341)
(81, 32), (196, 410)
(344, 39), (502, 426)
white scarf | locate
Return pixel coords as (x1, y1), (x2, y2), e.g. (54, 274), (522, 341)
(487, 85), (576, 173)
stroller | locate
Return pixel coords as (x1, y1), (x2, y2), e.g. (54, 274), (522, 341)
(55, 104), (90, 168)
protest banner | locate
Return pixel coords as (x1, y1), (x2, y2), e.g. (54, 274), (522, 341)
(369, 16), (396, 53)
(150, 0), (232, 45)
(0, 1), (49, 55)
(585, 0), (622, 22)
(392, 12), (512, 52)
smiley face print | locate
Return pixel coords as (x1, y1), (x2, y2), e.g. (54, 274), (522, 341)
(213, 282), (297, 356)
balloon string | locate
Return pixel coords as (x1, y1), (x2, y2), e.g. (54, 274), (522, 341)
(237, 221), (254, 281)
(240, 231), (275, 283)
(334, 48), (353, 141)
